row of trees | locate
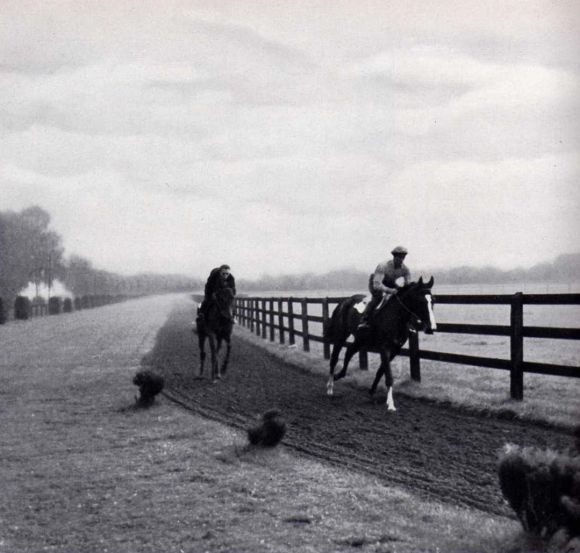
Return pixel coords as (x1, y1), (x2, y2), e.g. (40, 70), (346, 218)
(0, 206), (203, 307)
(2, 205), (578, 302)
(237, 254), (580, 292)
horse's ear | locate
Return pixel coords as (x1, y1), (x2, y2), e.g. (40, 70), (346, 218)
(426, 276), (434, 288)
(418, 276), (424, 286)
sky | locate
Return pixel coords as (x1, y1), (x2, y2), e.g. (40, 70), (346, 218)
(1, 0), (579, 280)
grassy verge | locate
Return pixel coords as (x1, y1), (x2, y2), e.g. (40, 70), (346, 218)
(0, 295), (546, 552)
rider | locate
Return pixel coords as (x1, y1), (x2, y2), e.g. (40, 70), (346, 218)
(198, 264), (237, 320)
(357, 246), (411, 330)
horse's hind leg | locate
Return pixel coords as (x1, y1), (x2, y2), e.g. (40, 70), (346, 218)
(326, 342), (343, 396)
(334, 341), (360, 381)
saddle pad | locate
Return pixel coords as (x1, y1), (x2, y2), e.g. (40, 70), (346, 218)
(354, 295), (372, 313)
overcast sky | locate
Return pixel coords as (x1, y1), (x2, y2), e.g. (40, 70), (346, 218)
(2, 0), (579, 279)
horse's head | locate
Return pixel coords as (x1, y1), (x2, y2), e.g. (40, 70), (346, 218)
(213, 286), (235, 320)
(399, 276), (437, 334)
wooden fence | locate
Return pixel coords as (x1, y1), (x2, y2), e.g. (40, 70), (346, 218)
(233, 292), (580, 400)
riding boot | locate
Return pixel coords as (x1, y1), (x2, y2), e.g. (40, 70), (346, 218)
(357, 296), (380, 329)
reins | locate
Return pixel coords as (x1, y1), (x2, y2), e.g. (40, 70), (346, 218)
(394, 289), (425, 324)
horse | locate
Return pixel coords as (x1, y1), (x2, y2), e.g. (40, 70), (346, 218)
(324, 276), (436, 410)
(195, 287), (235, 381)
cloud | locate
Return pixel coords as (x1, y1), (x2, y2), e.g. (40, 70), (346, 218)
(1, 1), (579, 279)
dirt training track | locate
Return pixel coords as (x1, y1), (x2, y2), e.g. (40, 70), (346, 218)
(150, 300), (575, 518)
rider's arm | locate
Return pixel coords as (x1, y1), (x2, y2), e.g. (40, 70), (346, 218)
(228, 275), (237, 296)
(372, 267), (398, 295)
(204, 269), (218, 299)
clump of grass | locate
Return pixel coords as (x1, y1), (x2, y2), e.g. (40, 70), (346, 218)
(498, 441), (580, 543)
(132, 370), (165, 408)
(247, 409), (286, 447)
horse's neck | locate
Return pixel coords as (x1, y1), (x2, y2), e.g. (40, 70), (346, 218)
(378, 297), (411, 340)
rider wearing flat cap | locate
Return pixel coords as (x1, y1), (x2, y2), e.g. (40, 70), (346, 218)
(358, 246), (412, 330)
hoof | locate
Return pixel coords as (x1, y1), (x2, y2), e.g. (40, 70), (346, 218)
(387, 406), (397, 412)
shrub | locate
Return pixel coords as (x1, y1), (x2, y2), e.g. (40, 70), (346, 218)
(132, 370), (165, 408)
(74, 297), (82, 310)
(247, 409), (286, 447)
(0, 297), (5, 324)
(498, 443), (580, 539)
(81, 296), (91, 309)
(48, 296), (62, 315)
(63, 298), (73, 313)
(14, 296), (30, 320)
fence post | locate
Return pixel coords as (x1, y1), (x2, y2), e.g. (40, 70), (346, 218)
(409, 331), (421, 381)
(322, 298), (330, 360)
(359, 349), (369, 370)
(261, 299), (267, 339)
(255, 299), (260, 336)
(288, 299), (296, 346)
(300, 298), (310, 352)
(269, 299), (275, 341)
(249, 299), (254, 332)
(278, 299), (285, 345)
(510, 292), (524, 400)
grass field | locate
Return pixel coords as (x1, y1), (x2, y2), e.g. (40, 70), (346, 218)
(0, 294), (572, 552)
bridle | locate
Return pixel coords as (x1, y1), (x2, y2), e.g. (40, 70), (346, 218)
(394, 287), (431, 327)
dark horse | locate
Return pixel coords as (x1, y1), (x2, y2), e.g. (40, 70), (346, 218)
(195, 287), (235, 381)
(324, 276), (436, 410)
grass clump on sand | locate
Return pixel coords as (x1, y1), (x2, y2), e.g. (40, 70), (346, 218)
(498, 431), (580, 550)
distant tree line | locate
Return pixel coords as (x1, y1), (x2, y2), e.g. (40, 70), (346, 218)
(2, 205), (577, 302)
(237, 254), (580, 292)
(0, 206), (202, 306)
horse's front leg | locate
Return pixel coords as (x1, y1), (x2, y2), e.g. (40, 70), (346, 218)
(326, 341), (343, 396)
(370, 349), (398, 397)
(380, 349), (396, 411)
(220, 339), (231, 375)
(209, 335), (219, 381)
(198, 333), (206, 377)
(334, 340), (360, 381)
(369, 365), (384, 397)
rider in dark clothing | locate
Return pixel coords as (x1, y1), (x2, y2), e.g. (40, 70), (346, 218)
(199, 264), (236, 318)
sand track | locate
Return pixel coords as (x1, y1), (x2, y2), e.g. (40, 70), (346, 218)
(151, 302), (574, 517)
